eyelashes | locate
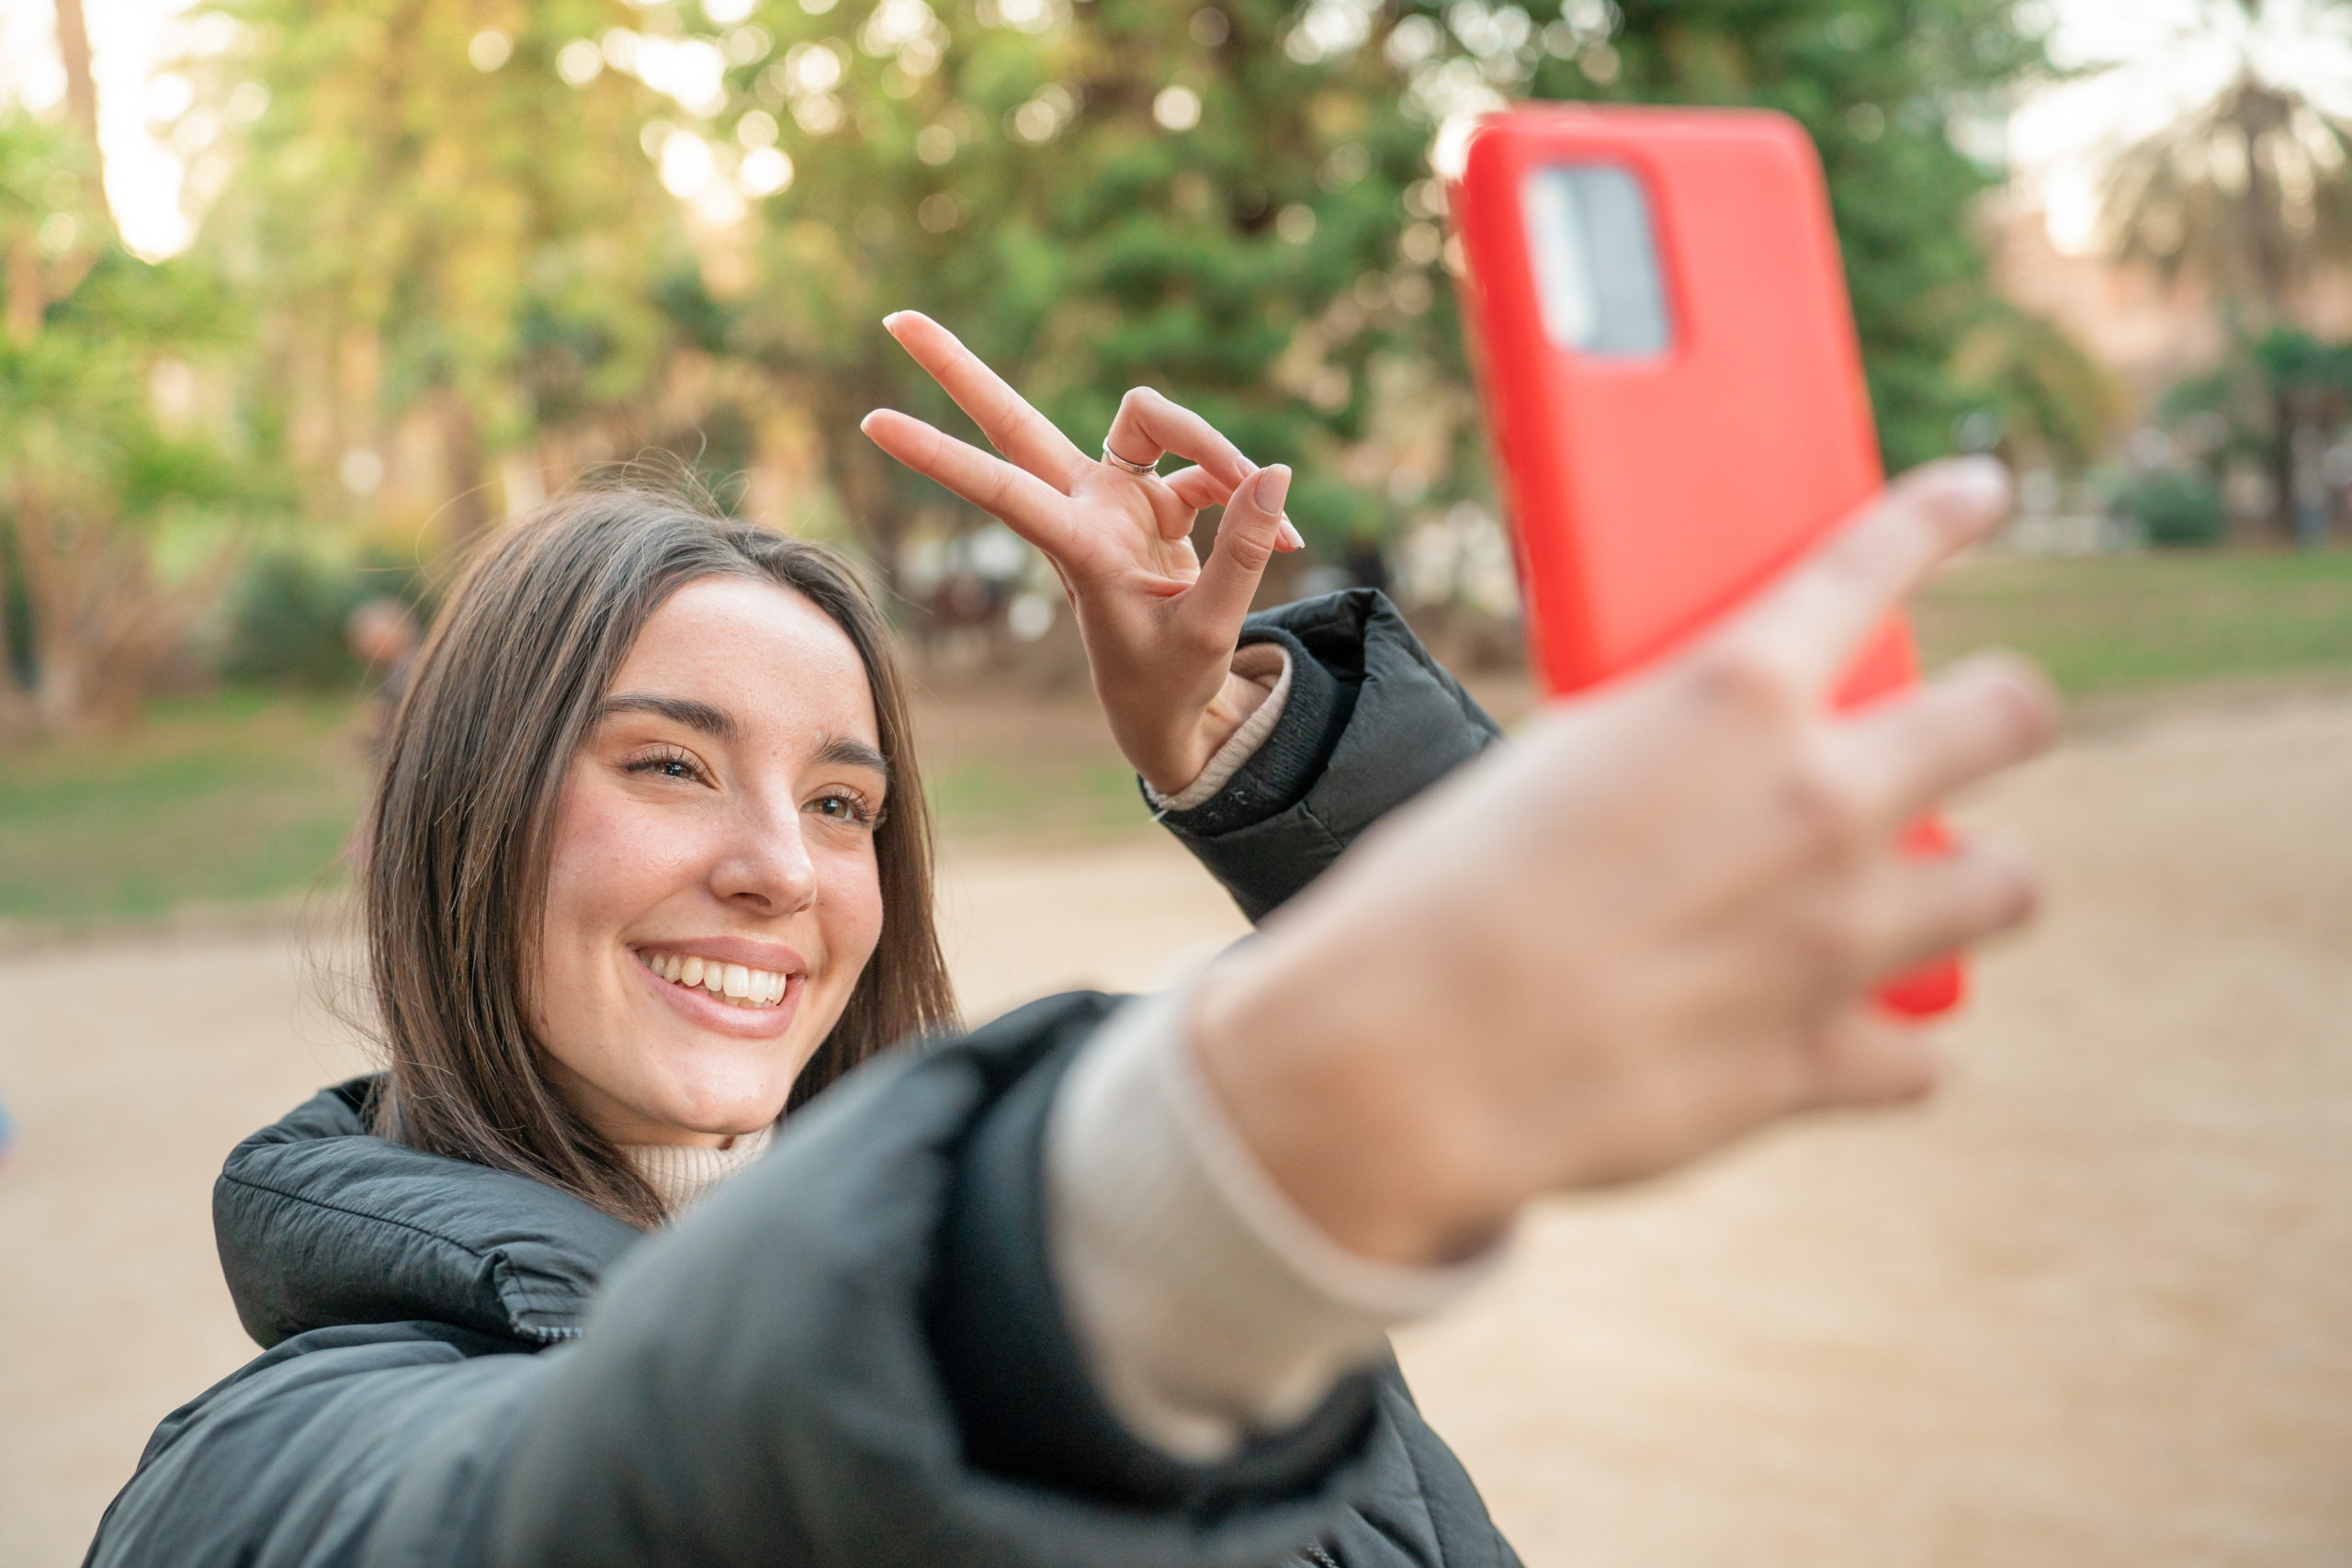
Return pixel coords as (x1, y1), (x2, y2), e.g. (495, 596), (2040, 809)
(624, 745), (710, 785)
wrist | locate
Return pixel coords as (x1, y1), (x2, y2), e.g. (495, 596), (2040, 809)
(1136, 666), (1276, 798)
(1185, 932), (1515, 1269)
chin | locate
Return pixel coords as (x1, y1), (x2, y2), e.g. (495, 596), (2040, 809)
(637, 1036), (807, 1136)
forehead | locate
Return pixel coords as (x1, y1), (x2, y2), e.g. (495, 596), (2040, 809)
(612, 575), (879, 745)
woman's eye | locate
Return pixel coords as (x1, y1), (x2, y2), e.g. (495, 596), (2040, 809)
(625, 749), (707, 784)
(810, 792), (879, 827)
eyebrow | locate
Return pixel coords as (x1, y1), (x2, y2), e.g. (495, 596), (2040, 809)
(597, 694), (890, 781)
(598, 693), (740, 741)
(816, 734), (892, 781)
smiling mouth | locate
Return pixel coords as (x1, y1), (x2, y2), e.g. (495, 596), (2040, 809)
(639, 949), (796, 1010)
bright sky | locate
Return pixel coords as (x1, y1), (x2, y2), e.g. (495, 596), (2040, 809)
(4, 0), (2347, 260)
(2010, 0), (2352, 252)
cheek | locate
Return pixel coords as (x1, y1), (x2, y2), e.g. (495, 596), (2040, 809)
(817, 842), (888, 981)
(540, 777), (708, 978)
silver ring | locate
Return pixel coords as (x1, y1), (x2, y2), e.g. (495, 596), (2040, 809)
(1101, 439), (1160, 476)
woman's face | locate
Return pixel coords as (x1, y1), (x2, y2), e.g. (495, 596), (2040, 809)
(534, 576), (889, 1146)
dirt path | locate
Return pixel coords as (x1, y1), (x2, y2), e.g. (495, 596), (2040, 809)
(6, 694), (2352, 1565)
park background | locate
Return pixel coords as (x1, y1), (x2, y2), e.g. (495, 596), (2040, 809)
(5, 0), (2352, 1562)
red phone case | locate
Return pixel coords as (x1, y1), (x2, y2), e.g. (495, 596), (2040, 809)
(1452, 104), (1961, 1016)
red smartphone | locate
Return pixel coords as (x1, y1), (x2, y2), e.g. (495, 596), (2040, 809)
(1451, 104), (1961, 1017)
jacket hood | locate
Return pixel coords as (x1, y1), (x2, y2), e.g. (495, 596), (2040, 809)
(214, 1077), (645, 1349)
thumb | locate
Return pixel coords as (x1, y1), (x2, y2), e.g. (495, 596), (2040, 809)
(1184, 465), (1298, 636)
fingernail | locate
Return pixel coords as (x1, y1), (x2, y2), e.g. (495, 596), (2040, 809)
(1277, 516), (1305, 550)
(1255, 464), (1293, 515)
(1944, 455), (2011, 513)
(882, 311), (905, 330)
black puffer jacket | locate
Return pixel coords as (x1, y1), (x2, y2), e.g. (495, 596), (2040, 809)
(86, 592), (1516, 1568)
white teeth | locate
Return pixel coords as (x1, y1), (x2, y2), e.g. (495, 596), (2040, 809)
(643, 950), (791, 1009)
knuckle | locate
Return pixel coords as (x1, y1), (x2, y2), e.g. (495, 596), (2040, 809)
(1792, 906), (1870, 985)
(1781, 756), (1870, 851)
(1688, 644), (1795, 720)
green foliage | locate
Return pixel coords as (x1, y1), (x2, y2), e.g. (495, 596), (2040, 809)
(162, 0), (2052, 570)
(2114, 468), (2226, 549)
(187, 0), (704, 523)
(719, 0), (1462, 551)
(1498, 0), (2046, 472)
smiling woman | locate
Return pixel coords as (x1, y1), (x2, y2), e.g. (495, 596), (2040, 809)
(366, 490), (951, 1226)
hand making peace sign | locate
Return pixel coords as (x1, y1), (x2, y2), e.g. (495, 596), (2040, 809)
(860, 312), (1305, 796)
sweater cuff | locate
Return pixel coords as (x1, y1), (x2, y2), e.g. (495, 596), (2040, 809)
(1045, 987), (1504, 1462)
(1144, 644), (1295, 814)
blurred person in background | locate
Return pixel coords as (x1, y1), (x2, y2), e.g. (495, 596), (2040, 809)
(345, 594), (422, 761)
(85, 317), (2052, 1568)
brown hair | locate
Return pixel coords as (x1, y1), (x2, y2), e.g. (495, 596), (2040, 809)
(364, 484), (956, 1226)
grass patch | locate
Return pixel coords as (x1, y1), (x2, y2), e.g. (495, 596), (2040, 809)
(924, 754), (1149, 841)
(1916, 548), (2352, 697)
(0, 691), (368, 926)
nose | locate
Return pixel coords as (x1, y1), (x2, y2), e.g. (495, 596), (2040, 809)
(709, 795), (819, 916)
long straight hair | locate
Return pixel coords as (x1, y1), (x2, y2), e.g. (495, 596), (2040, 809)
(365, 485), (956, 1226)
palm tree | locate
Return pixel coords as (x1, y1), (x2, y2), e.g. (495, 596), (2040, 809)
(2091, 0), (2352, 539)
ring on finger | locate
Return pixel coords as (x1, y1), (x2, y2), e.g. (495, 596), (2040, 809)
(1101, 438), (1160, 476)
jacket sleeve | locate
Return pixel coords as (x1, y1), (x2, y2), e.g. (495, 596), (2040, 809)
(485, 995), (1395, 1568)
(1156, 590), (1505, 923)
(83, 1325), (558, 1568)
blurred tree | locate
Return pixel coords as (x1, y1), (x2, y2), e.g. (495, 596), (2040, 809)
(186, 0), (704, 543)
(0, 111), (256, 733)
(1950, 301), (2126, 471)
(2093, 0), (2352, 535)
(699, 0), (1456, 571)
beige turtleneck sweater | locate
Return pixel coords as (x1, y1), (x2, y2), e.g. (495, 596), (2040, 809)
(624, 1124), (775, 1213)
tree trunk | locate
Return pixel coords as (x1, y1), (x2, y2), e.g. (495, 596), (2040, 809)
(0, 525), (34, 741)
(52, 0), (104, 190)
(4, 240), (40, 344)
(438, 392), (492, 549)
(11, 488), (88, 733)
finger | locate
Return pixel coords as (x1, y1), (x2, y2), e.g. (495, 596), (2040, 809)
(1829, 652), (2060, 831)
(1164, 466), (1306, 550)
(1163, 465), (1235, 512)
(1849, 834), (2039, 981)
(883, 311), (1091, 489)
(861, 409), (1080, 558)
(1726, 457), (2012, 697)
(1105, 387), (1258, 494)
(1182, 465), (1292, 637)
(1804, 1008), (1940, 1111)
